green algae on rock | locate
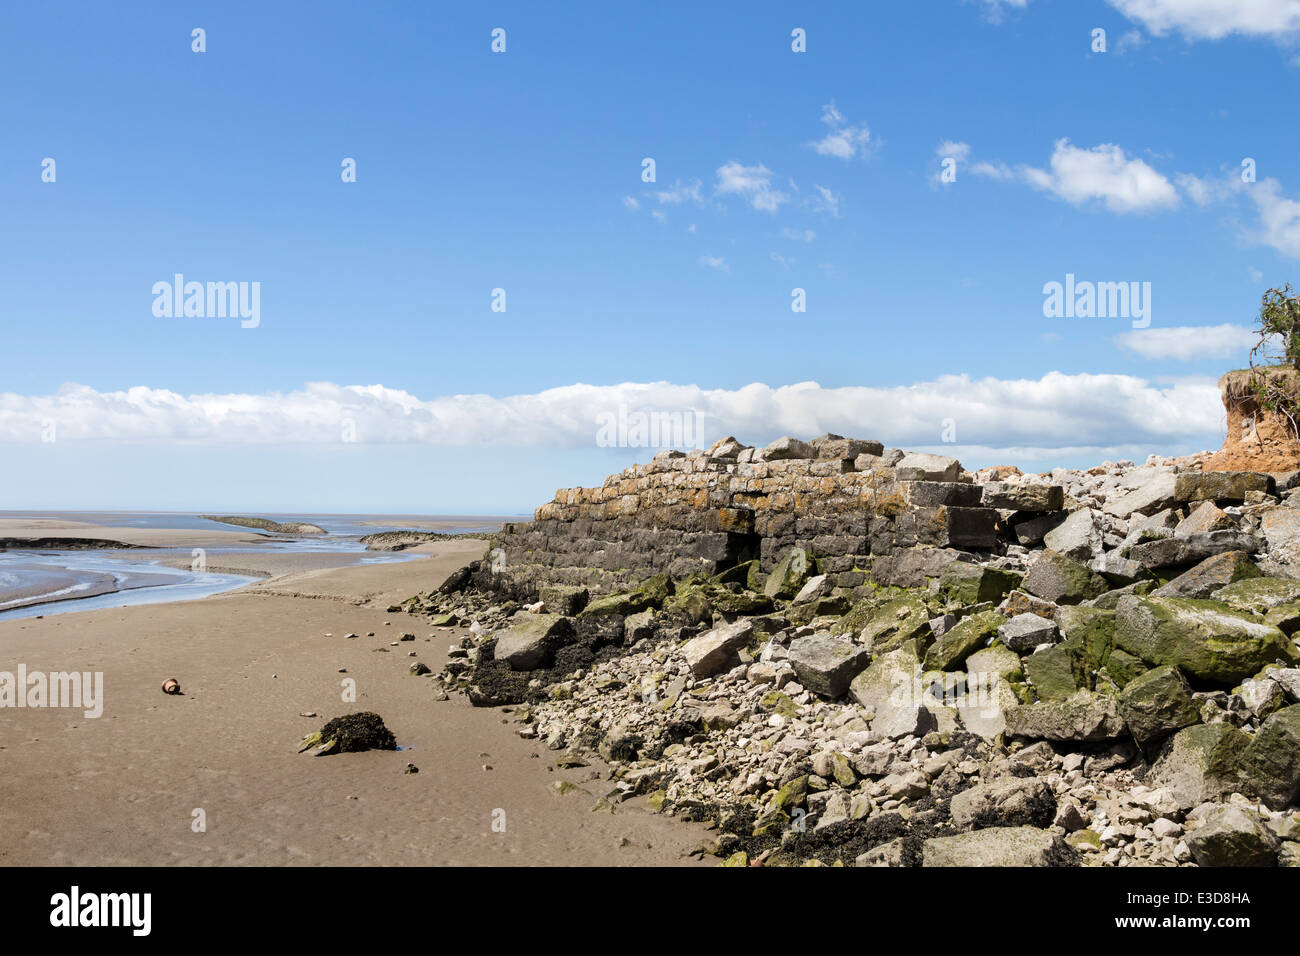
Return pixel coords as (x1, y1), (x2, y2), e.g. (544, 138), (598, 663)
(298, 712), (397, 756)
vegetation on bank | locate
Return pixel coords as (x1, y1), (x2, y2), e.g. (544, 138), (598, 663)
(1246, 284), (1300, 434)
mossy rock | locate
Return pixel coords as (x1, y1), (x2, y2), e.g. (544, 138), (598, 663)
(1265, 603), (1300, 635)
(581, 590), (652, 617)
(664, 584), (713, 624)
(785, 602), (818, 627)
(1067, 829), (1102, 851)
(638, 573), (674, 606)
(1023, 608), (1115, 701)
(711, 560), (758, 587)
(1115, 595), (1298, 685)
(760, 690), (800, 719)
(712, 589), (775, 616)
(829, 595), (880, 636)
(1025, 644), (1084, 700)
(834, 592), (932, 654)
(763, 548), (817, 600)
(828, 753), (857, 787)
(752, 807), (790, 837)
(771, 775), (809, 812)
(811, 595), (851, 617)
(582, 574), (675, 617)
(1238, 704), (1300, 810)
(965, 642), (1024, 683)
(550, 780), (588, 797)
(1023, 550), (1110, 605)
(1099, 648), (1149, 689)
(1150, 723), (1251, 808)
(1211, 577), (1300, 615)
(1116, 664), (1200, 748)
(1088, 579), (1156, 610)
(1057, 606), (1116, 687)
(923, 610), (1006, 672)
(940, 562), (1023, 606)
(297, 712), (397, 755)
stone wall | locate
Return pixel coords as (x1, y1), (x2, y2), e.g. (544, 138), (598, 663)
(483, 435), (1065, 599)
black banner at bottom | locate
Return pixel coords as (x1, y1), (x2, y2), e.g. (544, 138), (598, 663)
(1, 864), (1296, 941)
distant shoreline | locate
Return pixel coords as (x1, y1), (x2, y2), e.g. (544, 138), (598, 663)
(0, 536), (149, 551)
(200, 515), (328, 535)
(0, 512), (507, 620)
(360, 529), (499, 551)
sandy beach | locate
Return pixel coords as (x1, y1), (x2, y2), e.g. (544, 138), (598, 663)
(0, 539), (704, 866)
(0, 517), (267, 550)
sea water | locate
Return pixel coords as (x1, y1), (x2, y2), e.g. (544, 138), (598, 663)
(0, 510), (499, 622)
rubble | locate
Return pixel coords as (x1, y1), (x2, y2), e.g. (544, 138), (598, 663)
(397, 434), (1300, 866)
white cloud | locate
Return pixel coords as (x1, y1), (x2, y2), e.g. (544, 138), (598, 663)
(966, 142), (1224, 211)
(956, 140), (1290, 255)
(933, 141), (1016, 182)
(971, 160), (1016, 180)
(820, 103), (845, 126)
(1022, 139), (1180, 213)
(781, 227), (816, 242)
(715, 161), (789, 212)
(0, 375), (1224, 459)
(622, 196), (639, 210)
(1175, 172), (1219, 206)
(933, 141), (972, 187)
(1249, 177), (1300, 258)
(1108, 0), (1300, 40)
(770, 252), (793, 269)
(1114, 28), (1146, 53)
(976, 0), (1032, 23)
(936, 140), (972, 163)
(811, 184), (841, 217)
(655, 178), (703, 205)
(808, 102), (872, 160)
(650, 209), (667, 224)
(1115, 323), (1258, 359)
(699, 254), (729, 272)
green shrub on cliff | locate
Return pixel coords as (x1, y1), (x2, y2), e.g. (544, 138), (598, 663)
(1247, 284), (1300, 433)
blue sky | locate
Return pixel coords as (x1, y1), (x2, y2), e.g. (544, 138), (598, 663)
(3, 0), (1300, 512)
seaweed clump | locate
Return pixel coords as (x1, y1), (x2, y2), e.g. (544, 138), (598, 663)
(298, 712), (397, 755)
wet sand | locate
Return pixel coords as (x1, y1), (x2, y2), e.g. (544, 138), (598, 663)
(0, 517), (266, 549)
(0, 565), (122, 612)
(356, 515), (520, 531)
(0, 539), (705, 866)
(143, 549), (407, 580)
(0, 567), (190, 613)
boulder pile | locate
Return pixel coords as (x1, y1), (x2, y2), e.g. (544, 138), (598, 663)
(407, 435), (1300, 866)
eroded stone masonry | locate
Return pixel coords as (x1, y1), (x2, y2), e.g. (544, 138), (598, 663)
(413, 430), (1300, 867)
(487, 435), (1060, 597)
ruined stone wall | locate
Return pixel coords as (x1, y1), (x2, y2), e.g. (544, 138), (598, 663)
(485, 437), (1063, 599)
